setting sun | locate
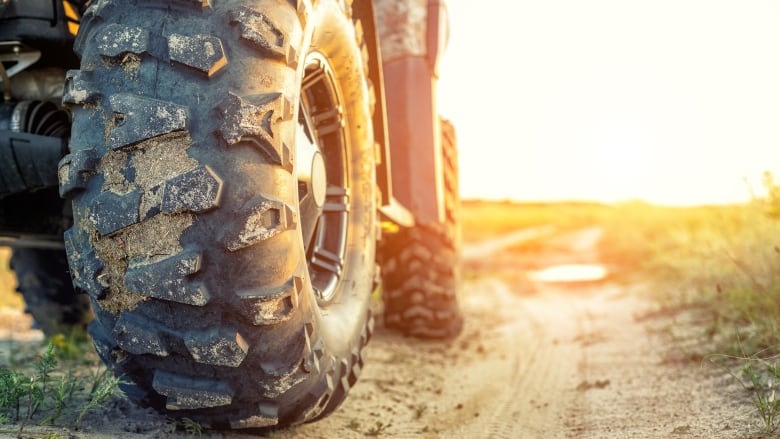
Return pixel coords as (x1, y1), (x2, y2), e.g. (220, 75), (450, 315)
(439, 0), (780, 205)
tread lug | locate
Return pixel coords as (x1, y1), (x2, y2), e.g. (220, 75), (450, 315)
(259, 359), (307, 398)
(223, 195), (296, 252)
(62, 70), (101, 106)
(217, 92), (293, 169)
(295, 0), (309, 27)
(64, 229), (107, 299)
(184, 328), (249, 367)
(108, 94), (188, 150)
(89, 190), (142, 236)
(235, 276), (302, 325)
(301, 321), (320, 374)
(167, 33), (227, 77)
(58, 148), (99, 198)
(125, 251), (209, 306)
(152, 371), (233, 410)
(348, 352), (361, 386)
(96, 24), (150, 58)
(112, 313), (169, 356)
(160, 166), (223, 214)
(228, 6), (297, 66)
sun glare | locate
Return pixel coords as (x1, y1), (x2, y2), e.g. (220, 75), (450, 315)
(438, 1), (780, 206)
(530, 264), (608, 283)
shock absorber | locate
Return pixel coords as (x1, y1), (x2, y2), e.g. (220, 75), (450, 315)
(0, 99), (70, 196)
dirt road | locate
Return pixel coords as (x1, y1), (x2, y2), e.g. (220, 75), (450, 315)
(280, 228), (752, 438)
(0, 228), (759, 438)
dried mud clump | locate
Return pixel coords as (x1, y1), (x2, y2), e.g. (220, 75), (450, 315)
(124, 214), (193, 264)
(90, 226), (144, 315)
(91, 132), (199, 314)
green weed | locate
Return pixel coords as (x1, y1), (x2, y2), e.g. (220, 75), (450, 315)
(75, 367), (124, 429)
(41, 370), (78, 425)
(346, 419), (360, 431)
(365, 421), (391, 436)
(0, 338), (125, 432)
(413, 403), (427, 420)
(179, 417), (203, 437)
(739, 360), (780, 433)
(162, 416), (204, 438)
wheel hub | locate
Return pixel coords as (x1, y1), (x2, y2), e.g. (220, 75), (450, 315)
(298, 54), (349, 304)
(296, 122), (328, 208)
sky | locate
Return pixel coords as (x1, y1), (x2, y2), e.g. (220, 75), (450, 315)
(437, 1), (780, 205)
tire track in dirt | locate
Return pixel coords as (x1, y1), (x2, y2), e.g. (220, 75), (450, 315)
(286, 227), (604, 438)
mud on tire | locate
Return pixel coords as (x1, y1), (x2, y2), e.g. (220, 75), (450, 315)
(379, 118), (463, 340)
(60, 0), (376, 428)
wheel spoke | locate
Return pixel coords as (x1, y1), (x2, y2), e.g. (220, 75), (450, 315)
(323, 186), (350, 213)
(299, 192), (321, 250)
(301, 66), (326, 92)
(311, 246), (344, 277)
(298, 53), (349, 303)
(312, 109), (343, 137)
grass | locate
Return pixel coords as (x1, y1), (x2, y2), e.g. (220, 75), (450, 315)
(0, 337), (125, 436)
(364, 420), (392, 436)
(606, 201), (780, 353)
(592, 197), (780, 433)
(460, 199), (613, 243)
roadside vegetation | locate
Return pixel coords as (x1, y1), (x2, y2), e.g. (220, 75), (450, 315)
(0, 333), (126, 437)
(0, 250), (207, 438)
(601, 178), (780, 435)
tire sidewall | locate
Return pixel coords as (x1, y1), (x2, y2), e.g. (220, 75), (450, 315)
(300, 1), (376, 359)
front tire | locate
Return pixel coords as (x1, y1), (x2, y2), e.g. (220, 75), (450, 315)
(61, 0), (375, 428)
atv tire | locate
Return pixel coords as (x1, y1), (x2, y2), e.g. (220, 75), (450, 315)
(10, 248), (90, 336)
(379, 118), (463, 340)
(61, 0), (376, 428)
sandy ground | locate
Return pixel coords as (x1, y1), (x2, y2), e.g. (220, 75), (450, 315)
(0, 228), (764, 438)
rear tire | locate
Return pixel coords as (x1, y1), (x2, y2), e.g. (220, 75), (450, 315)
(379, 118), (463, 339)
(61, 0), (375, 428)
(10, 248), (89, 336)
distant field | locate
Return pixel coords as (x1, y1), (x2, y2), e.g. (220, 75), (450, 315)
(460, 199), (614, 243)
(459, 199), (778, 294)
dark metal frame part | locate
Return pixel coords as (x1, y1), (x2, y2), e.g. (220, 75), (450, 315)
(367, 0), (450, 226)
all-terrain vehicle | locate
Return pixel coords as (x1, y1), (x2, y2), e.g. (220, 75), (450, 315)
(0, 0), (462, 429)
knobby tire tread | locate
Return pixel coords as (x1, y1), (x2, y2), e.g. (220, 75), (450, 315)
(60, 0), (375, 428)
(379, 118), (463, 340)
